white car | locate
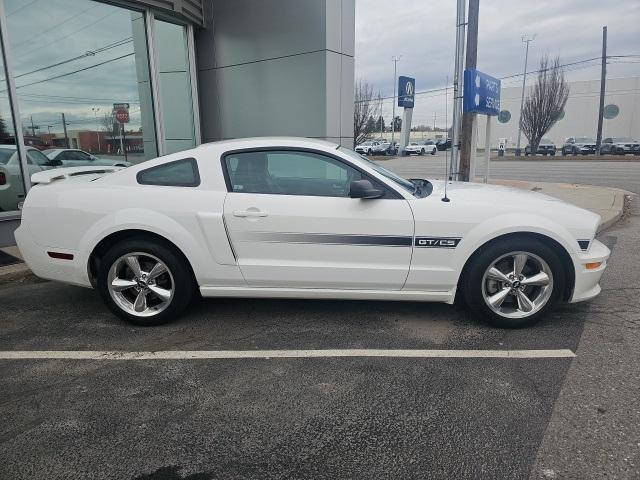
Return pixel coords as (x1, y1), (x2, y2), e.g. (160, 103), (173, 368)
(405, 142), (437, 156)
(16, 137), (610, 328)
(43, 149), (132, 167)
(354, 141), (378, 155)
(0, 145), (53, 211)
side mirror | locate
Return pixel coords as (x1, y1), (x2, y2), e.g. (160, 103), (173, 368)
(90, 155), (98, 161)
(349, 179), (384, 199)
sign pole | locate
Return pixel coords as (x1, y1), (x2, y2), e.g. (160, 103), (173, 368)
(484, 115), (491, 184)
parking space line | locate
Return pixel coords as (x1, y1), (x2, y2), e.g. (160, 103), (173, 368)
(0, 349), (576, 360)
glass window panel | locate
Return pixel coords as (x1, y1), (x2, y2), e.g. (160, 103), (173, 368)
(0, 41), (22, 212)
(4, 0), (158, 170)
(224, 151), (363, 197)
(154, 19), (195, 154)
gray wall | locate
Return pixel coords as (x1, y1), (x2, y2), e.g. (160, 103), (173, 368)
(195, 0), (355, 146)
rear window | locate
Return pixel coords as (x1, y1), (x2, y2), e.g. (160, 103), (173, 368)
(137, 158), (200, 187)
(0, 149), (14, 164)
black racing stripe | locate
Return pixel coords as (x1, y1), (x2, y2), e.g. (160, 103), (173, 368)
(241, 232), (413, 247)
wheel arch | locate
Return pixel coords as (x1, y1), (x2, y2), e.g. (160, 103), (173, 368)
(87, 229), (198, 289)
(457, 231), (575, 302)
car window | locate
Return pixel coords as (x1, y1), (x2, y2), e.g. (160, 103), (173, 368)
(27, 149), (50, 166)
(224, 150), (364, 197)
(0, 149), (14, 164)
(137, 158), (200, 187)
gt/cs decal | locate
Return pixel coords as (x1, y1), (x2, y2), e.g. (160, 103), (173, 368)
(414, 237), (461, 248)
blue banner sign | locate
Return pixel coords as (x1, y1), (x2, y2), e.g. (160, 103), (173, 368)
(398, 76), (415, 108)
(463, 69), (501, 116)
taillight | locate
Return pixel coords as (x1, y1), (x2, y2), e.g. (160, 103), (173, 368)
(0, 172), (6, 185)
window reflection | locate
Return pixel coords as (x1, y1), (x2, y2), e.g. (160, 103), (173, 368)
(4, 0), (157, 172)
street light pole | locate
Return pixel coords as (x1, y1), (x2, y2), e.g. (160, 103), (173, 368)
(516, 34), (536, 156)
(92, 107), (101, 153)
(391, 55), (401, 147)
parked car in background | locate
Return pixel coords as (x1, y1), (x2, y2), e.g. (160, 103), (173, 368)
(371, 141), (395, 155)
(436, 138), (451, 151)
(599, 137), (640, 155)
(562, 137), (596, 156)
(354, 141), (378, 155)
(525, 138), (556, 156)
(404, 142), (437, 156)
(0, 145), (54, 211)
(43, 149), (132, 167)
(419, 140), (438, 155)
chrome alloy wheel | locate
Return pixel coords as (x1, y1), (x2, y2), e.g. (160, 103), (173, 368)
(481, 251), (554, 319)
(107, 252), (174, 317)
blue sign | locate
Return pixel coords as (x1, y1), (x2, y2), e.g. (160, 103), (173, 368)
(398, 76), (415, 108)
(463, 69), (501, 116)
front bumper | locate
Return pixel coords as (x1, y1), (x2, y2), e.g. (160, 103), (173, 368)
(569, 238), (610, 303)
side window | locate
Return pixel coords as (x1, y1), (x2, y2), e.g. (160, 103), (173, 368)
(224, 150), (365, 197)
(26, 149), (50, 166)
(137, 158), (200, 187)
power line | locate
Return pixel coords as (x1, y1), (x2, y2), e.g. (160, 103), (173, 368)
(14, 37), (133, 79)
(12, 53), (134, 91)
(12, 3), (98, 49)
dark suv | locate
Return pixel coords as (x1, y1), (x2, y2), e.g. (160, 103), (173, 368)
(562, 137), (596, 155)
(525, 138), (556, 156)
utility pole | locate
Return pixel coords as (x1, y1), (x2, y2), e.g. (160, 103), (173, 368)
(61, 112), (69, 148)
(450, 0), (466, 180)
(458, 0), (479, 181)
(515, 34), (536, 156)
(433, 111), (437, 134)
(92, 107), (101, 153)
(391, 55), (401, 147)
(30, 115), (36, 136)
(596, 26), (607, 154)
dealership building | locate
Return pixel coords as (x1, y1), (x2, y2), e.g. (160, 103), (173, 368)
(477, 76), (640, 149)
(0, 0), (355, 245)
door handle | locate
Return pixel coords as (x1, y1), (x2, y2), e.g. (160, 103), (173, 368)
(233, 209), (268, 218)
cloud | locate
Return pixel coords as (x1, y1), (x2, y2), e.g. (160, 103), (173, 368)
(355, 0), (640, 127)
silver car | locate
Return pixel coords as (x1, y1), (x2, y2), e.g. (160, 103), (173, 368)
(43, 149), (132, 167)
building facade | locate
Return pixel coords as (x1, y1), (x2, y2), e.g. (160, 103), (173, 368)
(478, 76), (640, 148)
(0, 0), (355, 246)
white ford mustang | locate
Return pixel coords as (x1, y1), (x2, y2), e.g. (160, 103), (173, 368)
(15, 137), (610, 328)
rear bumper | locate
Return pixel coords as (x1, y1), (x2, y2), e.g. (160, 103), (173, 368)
(14, 225), (91, 288)
(569, 239), (610, 303)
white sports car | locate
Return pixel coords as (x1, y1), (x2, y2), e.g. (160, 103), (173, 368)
(404, 142), (437, 155)
(16, 137), (610, 328)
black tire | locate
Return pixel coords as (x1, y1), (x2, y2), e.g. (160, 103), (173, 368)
(431, 148), (436, 155)
(97, 237), (195, 326)
(419, 149), (424, 156)
(461, 237), (566, 328)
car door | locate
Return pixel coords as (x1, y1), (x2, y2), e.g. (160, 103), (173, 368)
(221, 149), (414, 290)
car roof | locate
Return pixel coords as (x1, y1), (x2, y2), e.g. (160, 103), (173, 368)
(199, 136), (340, 151)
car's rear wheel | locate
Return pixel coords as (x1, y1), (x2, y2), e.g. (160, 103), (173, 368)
(97, 238), (195, 326)
(431, 148), (436, 155)
(462, 238), (565, 328)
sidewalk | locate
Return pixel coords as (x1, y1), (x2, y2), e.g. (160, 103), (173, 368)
(0, 181), (633, 284)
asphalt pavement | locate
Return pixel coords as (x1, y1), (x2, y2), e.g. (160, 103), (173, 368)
(1, 206), (638, 479)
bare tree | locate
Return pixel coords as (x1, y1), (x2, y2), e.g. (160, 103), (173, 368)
(520, 56), (569, 155)
(353, 79), (381, 146)
(100, 113), (118, 143)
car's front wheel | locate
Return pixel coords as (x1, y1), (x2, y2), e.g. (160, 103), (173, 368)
(97, 238), (195, 326)
(462, 237), (565, 328)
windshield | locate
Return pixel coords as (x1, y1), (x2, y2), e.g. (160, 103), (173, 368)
(339, 146), (417, 195)
(540, 138), (553, 144)
(359, 141), (373, 146)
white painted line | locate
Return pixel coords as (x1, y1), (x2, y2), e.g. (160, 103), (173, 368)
(0, 349), (576, 360)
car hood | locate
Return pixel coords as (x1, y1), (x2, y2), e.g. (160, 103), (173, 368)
(419, 180), (601, 239)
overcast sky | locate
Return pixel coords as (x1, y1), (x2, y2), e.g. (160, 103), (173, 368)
(355, 0), (640, 128)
